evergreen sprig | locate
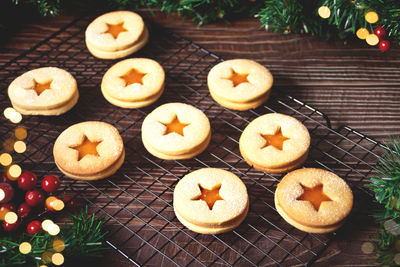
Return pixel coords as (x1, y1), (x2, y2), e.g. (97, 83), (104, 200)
(0, 206), (108, 266)
(1, 0), (399, 43)
(368, 136), (400, 220)
(367, 137), (400, 265)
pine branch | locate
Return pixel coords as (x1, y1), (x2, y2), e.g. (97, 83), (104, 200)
(0, 206), (108, 266)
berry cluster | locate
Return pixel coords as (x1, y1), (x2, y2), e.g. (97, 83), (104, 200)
(374, 26), (390, 52)
(0, 171), (75, 234)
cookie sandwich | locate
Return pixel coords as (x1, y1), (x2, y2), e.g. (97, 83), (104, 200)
(53, 121), (125, 180)
(275, 168), (353, 233)
(174, 168), (249, 234)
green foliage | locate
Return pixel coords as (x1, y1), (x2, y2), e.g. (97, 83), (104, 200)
(367, 137), (400, 265)
(1, 0), (400, 42)
(368, 136), (400, 220)
(0, 206), (108, 266)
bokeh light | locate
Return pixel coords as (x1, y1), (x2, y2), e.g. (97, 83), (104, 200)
(0, 153), (12, 166)
(19, 242), (32, 254)
(14, 141), (26, 153)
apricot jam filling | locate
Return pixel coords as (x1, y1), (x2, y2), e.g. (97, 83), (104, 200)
(120, 68), (146, 86)
(192, 184), (224, 210)
(229, 69), (249, 87)
(70, 136), (102, 161)
(105, 22), (127, 39)
(261, 127), (289, 150)
(162, 115), (190, 136)
(32, 79), (52, 96)
(297, 184), (332, 211)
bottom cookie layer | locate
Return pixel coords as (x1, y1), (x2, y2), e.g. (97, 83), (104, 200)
(56, 149), (125, 180)
(12, 91), (79, 116)
(210, 90), (270, 111)
(242, 150), (309, 174)
(174, 202), (249, 234)
(143, 132), (211, 160)
(101, 84), (164, 108)
(86, 27), (149, 59)
(274, 193), (343, 234)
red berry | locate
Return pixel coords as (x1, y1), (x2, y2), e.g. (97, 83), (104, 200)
(27, 220), (41, 235)
(25, 190), (45, 207)
(17, 202), (31, 219)
(63, 196), (77, 209)
(0, 183), (14, 203)
(1, 203), (16, 212)
(41, 175), (60, 193)
(3, 220), (20, 232)
(374, 26), (387, 40)
(379, 40), (390, 52)
(18, 171), (37, 191)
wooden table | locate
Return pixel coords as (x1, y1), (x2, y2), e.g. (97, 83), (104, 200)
(2, 10), (398, 266)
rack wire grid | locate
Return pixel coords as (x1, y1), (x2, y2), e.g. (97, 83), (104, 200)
(0, 15), (382, 266)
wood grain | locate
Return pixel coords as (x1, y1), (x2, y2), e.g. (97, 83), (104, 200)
(1, 10), (396, 266)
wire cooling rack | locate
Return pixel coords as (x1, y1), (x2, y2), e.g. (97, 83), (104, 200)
(0, 15), (382, 266)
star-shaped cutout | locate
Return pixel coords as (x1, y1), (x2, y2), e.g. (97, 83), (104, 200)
(120, 68), (146, 86)
(297, 184), (332, 211)
(104, 22), (128, 39)
(69, 135), (102, 161)
(260, 127), (289, 150)
(30, 79), (52, 96)
(192, 184), (224, 210)
(229, 69), (249, 87)
(162, 115), (190, 136)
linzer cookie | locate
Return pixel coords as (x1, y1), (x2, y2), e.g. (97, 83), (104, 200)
(8, 67), (78, 116)
(141, 103), (211, 160)
(101, 58), (165, 108)
(173, 168), (249, 234)
(85, 11), (148, 59)
(53, 121), (125, 180)
(239, 113), (310, 173)
(275, 168), (353, 233)
(207, 59), (273, 110)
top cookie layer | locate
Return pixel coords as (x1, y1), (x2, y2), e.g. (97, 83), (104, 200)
(207, 59), (273, 103)
(101, 58), (165, 102)
(8, 67), (77, 110)
(53, 121), (124, 176)
(174, 168), (248, 227)
(276, 168), (353, 227)
(85, 11), (145, 52)
(239, 113), (310, 168)
(141, 103), (211, 155)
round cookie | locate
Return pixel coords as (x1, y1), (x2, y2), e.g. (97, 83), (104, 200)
(86, 27), (149, 60)
(101, 57), (164, 108)
(141, 103), (211, 160)
(275, 168), (353, 233)
(8, 67), (79, 116)
(173, 168), (249, 234)
(239, 113), (310, 174)
(53, 121), (125, 180)
(207, 59), (273, 111)
(86, 11), (145, 52)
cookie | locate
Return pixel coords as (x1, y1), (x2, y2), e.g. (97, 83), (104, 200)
(85, 11), (148, 59)
(239, 113), (310, 174)
(8, 67), (79, 116)
(207, 59), (273, 111)
(173, 168), (249, 234)
(86, 27), (149, 60)
(141, 103), (211, 160)
(53, 121), (125, 180)
(275, 168), (353, 233)
(101, 57), (164, 108)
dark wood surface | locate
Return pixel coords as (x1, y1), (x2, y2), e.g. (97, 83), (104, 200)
(2, 10), (398, 266)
